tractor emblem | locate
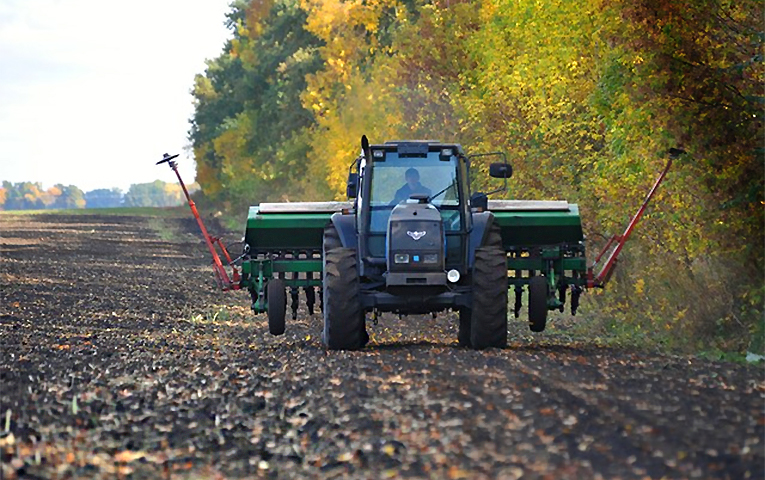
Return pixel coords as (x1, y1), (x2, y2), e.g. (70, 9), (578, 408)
(407, 231), (426, 241)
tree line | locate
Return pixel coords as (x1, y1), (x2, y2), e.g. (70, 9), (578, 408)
(0, 180), (196, 210)
(190, 0), (763, 353)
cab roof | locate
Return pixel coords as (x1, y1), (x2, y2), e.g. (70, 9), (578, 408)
(372, 141), (465, 156)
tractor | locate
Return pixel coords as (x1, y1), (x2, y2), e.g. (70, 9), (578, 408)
(158, 137), (673, 350)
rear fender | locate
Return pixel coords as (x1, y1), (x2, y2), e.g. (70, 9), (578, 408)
(330, 212), (357, 248)
(468, 211), (497, 268)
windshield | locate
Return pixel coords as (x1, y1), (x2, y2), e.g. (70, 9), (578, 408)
(367, 151), (461, 232)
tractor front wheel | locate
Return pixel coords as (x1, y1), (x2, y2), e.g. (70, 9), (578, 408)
(322, 247), (366, 350)
(528, 276), (548, 332)
(267, 279), (286, 335)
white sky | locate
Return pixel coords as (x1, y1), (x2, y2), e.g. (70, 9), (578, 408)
(0, 0), (233, 192)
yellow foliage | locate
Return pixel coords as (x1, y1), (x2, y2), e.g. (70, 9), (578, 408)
(306, 65), (405, 198)
(245, 0), (277, 38)
(301, 0), (404, 118)
(633, 278), (645, 296)
(194, 144), (222, 197)
(192, 74), (217, 103)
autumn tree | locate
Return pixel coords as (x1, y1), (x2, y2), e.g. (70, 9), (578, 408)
(191, 0), (763, 351)
(123, 181), (184, 207)
(190, 0), (328, 205)
(1, 182), (46, 210)
(50, 185), (86, 209)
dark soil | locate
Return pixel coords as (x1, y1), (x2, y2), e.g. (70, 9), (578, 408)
(0, 212), (762, 479)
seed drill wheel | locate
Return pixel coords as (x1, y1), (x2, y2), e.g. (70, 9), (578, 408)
(528, 276), (548, 332)
(468, 223), (508, 349)
(267, 279), (286, 335)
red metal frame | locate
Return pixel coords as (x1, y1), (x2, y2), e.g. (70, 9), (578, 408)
(158, 155), (240, 291)
(589, 158), (673, 288)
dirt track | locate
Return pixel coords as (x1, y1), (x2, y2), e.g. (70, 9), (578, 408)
(0, 212), (762, 479)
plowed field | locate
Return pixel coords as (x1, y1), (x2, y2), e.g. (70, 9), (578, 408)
(0, 212), (762, 479)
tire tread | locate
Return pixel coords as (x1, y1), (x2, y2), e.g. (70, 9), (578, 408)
(469, 222), (508, 349)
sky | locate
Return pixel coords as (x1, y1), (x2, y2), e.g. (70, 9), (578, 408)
(0, 0), (233, 192)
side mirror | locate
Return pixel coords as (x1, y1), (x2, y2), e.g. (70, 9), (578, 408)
(489, 162), (512, 179)
(346, 172), (359, 198)
(470, 192), (488, 211)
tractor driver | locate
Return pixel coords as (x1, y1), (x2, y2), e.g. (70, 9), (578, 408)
(391, 167), (431, 205)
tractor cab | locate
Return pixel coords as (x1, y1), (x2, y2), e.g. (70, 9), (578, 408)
(351, 141), (475, 284)
(363, 142), (466, 232)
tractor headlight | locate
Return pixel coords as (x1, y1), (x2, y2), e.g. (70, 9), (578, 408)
(394, 253), (410, 264)
(423, 253), (438, 264)
(447, 269), (460, 283)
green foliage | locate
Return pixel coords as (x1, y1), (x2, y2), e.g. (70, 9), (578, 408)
(123, 180), (184, 208)
(583, 0), (764, 353)
(1, 182), (46, 210)
(51, 185), (86, 209)
(0, 181), (195, 210)
(84, 188), (124, 208)
(190, 0), (327, 204)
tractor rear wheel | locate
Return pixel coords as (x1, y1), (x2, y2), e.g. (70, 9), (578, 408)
(528, 276), (548, 332)
(322, 247), (366, 350)
(267, 279), (286, 335)
(469, 224), (508, 349)
(323, 224), (341, 252)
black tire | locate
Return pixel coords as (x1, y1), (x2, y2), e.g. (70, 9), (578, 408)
(483, 221), (503, 250)
(319, 225), (342, 315)
(267, 278), (286, 335)
(323, 245), (365, 350)
(323, 224), (342, 253)
(458, 308), (472, 347)
(469, 223), (508, 349)
(322, 225), (367, 348)
(528, 276), (548, 332)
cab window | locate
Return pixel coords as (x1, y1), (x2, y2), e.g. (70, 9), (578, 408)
(368, 151), (461, 232)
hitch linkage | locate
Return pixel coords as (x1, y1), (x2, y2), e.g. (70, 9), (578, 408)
(156, 153), (241, 291)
